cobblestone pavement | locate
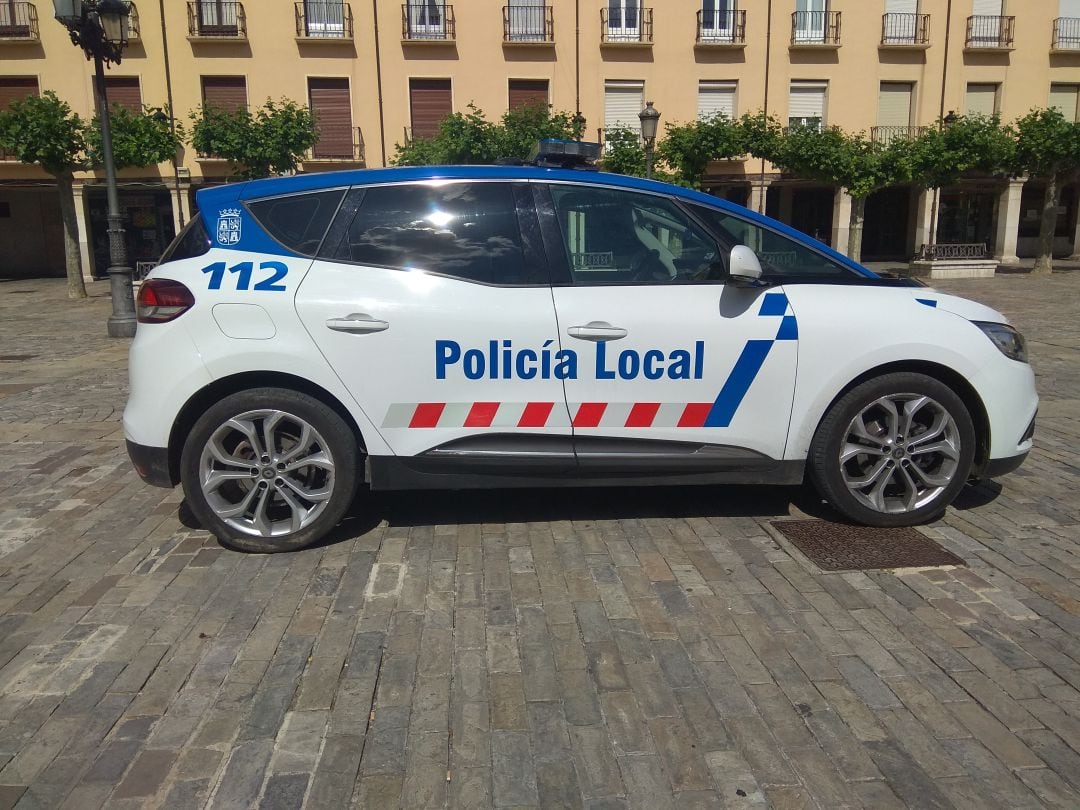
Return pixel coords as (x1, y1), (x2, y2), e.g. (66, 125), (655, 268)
(1, 273), (1080, 809)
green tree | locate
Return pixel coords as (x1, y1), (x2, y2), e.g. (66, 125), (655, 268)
(657, 114), (746, 188)
(85, 104), (183, 170)
(0, 92), (88, 299)
(190, 98), (317, 179)
(598, 126), (646, 177)
(1011, 108), (1080, 275)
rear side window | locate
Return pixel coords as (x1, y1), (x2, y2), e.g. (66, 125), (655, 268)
(330, 182), (536, 285)
(247, 189), (345, 256)
(159, 214), (210, 264)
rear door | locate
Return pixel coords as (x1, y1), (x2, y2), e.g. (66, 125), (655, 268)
(294, 180), (574, 468)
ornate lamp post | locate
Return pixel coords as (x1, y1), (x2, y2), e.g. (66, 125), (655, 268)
(638, 101), (660, 180)
(53, 0), (136, 338)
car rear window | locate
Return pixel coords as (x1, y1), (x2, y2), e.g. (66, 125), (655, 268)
(159, 213), (211, 264)
(247, 189), (346, 256)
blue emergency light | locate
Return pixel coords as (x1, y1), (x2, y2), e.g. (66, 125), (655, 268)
(528, 139), (602, 170)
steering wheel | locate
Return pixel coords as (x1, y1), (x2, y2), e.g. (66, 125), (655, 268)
(628, 248), (671, 282)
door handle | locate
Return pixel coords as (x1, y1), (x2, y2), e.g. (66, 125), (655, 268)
(325, 313), (389, 334)
(567, 321), (628, 342)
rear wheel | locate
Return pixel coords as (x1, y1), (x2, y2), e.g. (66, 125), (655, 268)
(180, 388), (359, 553)
(809, 373), (976, 527)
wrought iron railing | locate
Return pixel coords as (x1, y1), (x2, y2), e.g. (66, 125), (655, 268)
(503, 4), (554, 43)
(791, 10), (841, 45)
(295, 2), (353, 38)
(1053, 17), (1080, 50)
(187, 1), (246, 38)
(401, 3), (455, 40)
(601, 7), (653, 44)
(125, 2), (141, 40)
(870, 125), (928, 145)
(918, 243), (990, 261)
(965, 15), (1014, 49)
(881, 12), (929, 45)
(696, 9), (746, 45)
(0, 2), (39, 40)
(308, 127), (365, 162)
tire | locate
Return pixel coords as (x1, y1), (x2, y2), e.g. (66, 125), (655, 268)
(180, 387), (360, 553)
(808, 372), (976, 528)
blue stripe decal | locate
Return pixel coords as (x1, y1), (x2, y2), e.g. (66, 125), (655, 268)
(916, 298), (938, 308)
(705, 340), (775, 428)
(776, 316), (799, 341)
(758, 293), (789, 317)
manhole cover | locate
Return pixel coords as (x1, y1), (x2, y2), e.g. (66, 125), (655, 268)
(771, 520), (965, 571)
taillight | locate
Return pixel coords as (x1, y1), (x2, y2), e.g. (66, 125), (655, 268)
(137, 278), (195, 324)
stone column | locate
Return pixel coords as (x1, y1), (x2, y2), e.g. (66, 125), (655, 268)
(73, 182), (94, 283)
(1069, 186), (1080, 261)
(914, 189), (934, 254)
(994, 177), (1025, 265)
(748, 179), (771, 216)
(832, 188), (853, 256)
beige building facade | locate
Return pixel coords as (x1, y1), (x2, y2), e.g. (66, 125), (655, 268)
(1, 0), (1080, 278)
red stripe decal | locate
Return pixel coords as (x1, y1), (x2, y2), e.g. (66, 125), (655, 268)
(410, 403), (446, 428)
(518, 402), (554, 428)
(625, 402), (661, 428)
(573, 403), (607, 428)
(465, 402), (500, 428)
(677, 403), (712, 428)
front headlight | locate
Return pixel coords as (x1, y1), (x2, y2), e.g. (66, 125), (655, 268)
(973, 321), (1028, 363)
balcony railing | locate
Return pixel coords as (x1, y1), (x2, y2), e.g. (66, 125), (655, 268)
(125, 2), (141, 41)
(503, 5), (554, 43)
(870, 125), (928, 145)
(295, 2), (353, 39)
(696, 9), (746, 45)
(0, 2), (39, 41)
(187, 1), (246, 38)
(881, 12), (929, 46)
(308, 127), (365, 162)
(965, 15), (1014, 49)
(601, 7), (652, 44)
(1053, 17), (1080, 50)
(401, 3), (455, 41)
(791, 10), (841, 46)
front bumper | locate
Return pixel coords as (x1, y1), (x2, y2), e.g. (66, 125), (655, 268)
(126, 440), (176, 488)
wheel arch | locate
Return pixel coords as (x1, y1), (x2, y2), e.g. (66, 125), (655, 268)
(816, 360), (991, 470)
(167, 371), (368, 486)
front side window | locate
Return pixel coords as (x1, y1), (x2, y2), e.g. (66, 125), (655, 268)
(331, 182), (538, 285)
(690, 204), (854, 279)
(549, 185), (722, 285)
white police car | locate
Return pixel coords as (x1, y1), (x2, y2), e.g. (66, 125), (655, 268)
(125, 145), (1037, 552)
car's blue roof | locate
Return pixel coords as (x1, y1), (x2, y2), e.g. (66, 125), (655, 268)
(196, 166), (877, 278)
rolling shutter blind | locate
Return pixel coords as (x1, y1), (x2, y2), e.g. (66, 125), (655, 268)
(409, 78), (452, 139)
(1063, 0), (1080, 17)
(789, 83), (826, 123)
(104, 77), (142, 112)
(0, 77), (39, 110)
(508, 79), (549, 110)
(877, 83), (913, 127)
(1050, 85), (1080, 120)
(885, 0), (917, 13)
(966, 83), (999, 116)
(604, 81), (644, 132)
(309, 78), (353, 158)
(972, 0), (1002, 15)
(201, 77), (247, 112)
(698, 82), (736, 119)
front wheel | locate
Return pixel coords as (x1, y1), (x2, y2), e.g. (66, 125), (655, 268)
(808, 373), (976, 527)
(180, 388), (360, 553)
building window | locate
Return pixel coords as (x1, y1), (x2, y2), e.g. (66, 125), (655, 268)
(409, 78), (452, 139)
(104, 77), (142, 113)
(788, 81), (826, 130)
(508, 79), (549, 111)
(604, 80), (644, 135)
(0, 77), (39, 111)
(201, 76), (248, 112)
(793, 0), (829, 44)
(697, 81), (736, 120)
(308, 78), (354, 159)
(965, 83), (1000, 117)
(1050, 83), (1080, 121)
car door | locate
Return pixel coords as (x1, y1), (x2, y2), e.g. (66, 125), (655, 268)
(295, 180), (574, 469)
(539, 182), (799, 472)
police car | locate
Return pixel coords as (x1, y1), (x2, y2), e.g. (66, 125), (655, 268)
(125, 142), (1037, 552)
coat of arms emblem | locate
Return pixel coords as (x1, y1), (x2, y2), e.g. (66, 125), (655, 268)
(216, 208), (242, 246)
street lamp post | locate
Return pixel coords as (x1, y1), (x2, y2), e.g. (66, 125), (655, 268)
(52, 0), (136, 338)
(638, 101), (660, 180)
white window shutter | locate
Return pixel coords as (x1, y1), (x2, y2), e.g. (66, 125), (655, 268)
(885, 0), (917, 14)
(789, 83), (826, 124)
(1061, 0), (1080, 18)
(698, 82), (736, 119)
(877, 83), (913, 127)
(604, 81), (644, 132)
(972, 0), (1003, 16)
(965, 83), (999, 116)
(1049, 84), (1080, 120)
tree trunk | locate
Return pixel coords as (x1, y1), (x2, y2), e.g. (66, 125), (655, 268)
(1032, 173), (1059, 276)
(55, 173), (87, 299)
(847, 195), (866, 263)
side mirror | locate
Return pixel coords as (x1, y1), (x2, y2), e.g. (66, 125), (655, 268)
(728, 245), (765, 287)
